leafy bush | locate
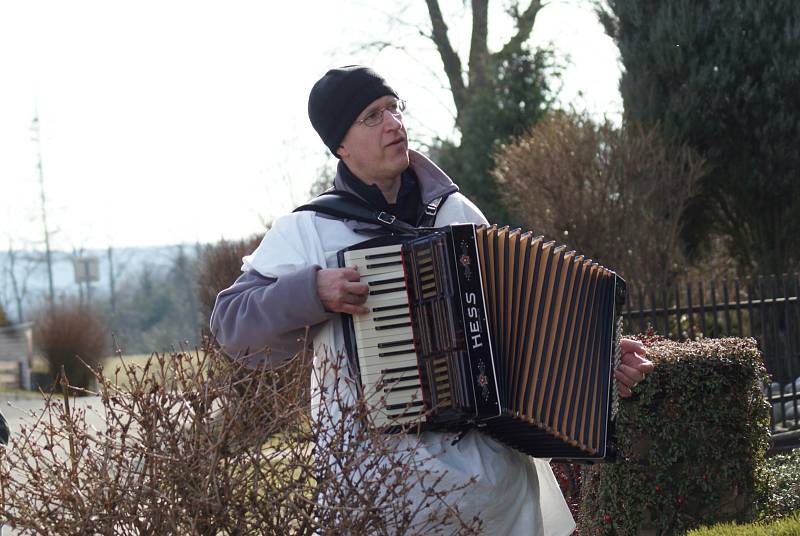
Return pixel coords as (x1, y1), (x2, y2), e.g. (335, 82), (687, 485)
(0, 341), (481, 534)
(760, 448), (800, 522)
(551, 462), (583, 520)
(33, 302), (107, 392)
(686, 511), (800, 536)
(579, 337), (771, 535)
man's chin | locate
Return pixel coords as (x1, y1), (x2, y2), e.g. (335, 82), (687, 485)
(392, 152), (411, 173)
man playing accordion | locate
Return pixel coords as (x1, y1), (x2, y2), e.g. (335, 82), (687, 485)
(211, 66), (653, 535)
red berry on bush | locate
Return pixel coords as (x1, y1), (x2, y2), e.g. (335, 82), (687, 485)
(603, 514), (612, 523)
(655, 484), (662, 492)
(676, 495), (684, 505)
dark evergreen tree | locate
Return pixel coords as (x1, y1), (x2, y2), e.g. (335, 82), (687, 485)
(598, 0), (800, 275)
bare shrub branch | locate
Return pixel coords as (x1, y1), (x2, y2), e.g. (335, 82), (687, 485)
(494, 112), (706, 288)
(33, 302), (108, 392)
(0, 340), (481, 535)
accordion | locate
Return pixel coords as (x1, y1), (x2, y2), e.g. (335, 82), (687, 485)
(337, 224), (626, 462)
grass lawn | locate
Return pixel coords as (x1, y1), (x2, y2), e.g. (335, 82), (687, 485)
(26, 352), (203, 389)
(98, 353), (151, 387)
(100, 352), (208, 387)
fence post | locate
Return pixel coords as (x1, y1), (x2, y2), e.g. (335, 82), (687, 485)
(723, 278), (732, 334)
(711, 280), (718, 338)
(734, 278), (743, 337)
(674, 284), (682, 340)
(699, 280), (707, 337)
(687, 280), (695, 340)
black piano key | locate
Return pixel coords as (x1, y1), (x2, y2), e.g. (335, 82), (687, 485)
(365, 251), (402, 260)
(386, 400), (425, 411)
(375, 321), (413, 331)
(366, 260), (403, 269)
(377, 339), (414, 349)
(368, 277), (406, 287)
(380, 364), (418, 375)
(378, 348), (415, 358)
(374, 312), (410, 322)
(369, 286), (407, 296)
(383, 383), (421, 393)
(372, 303), (408, 313)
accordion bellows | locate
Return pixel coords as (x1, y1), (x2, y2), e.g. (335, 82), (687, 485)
(338, 224), (625, 462)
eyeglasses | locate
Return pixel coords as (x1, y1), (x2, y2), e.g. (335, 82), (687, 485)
(356, 99), (407, 127)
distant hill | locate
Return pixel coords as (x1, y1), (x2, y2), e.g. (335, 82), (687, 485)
(0, 244), (204, 322)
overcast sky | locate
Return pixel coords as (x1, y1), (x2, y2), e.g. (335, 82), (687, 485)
(0, 0), (622, 251)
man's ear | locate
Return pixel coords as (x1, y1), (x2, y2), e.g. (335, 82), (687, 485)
(336, 144), (349, 159)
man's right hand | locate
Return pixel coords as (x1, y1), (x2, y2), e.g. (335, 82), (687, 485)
(316, 266), (370, 315)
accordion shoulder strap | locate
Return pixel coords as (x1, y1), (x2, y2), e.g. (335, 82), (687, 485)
(417, 194), (447, 227)
(293, 190), (418, 234)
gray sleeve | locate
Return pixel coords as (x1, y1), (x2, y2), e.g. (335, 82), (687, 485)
(209, 265), (334, 367)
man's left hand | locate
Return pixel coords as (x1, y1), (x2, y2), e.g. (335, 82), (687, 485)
(615, 338), (654, 398)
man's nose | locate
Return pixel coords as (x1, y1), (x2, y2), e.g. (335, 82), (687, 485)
(383, 110), (403, 130)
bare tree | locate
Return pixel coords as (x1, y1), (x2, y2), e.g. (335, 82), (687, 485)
(423, 0), (545, 129)
(2, 237), (44, 323)
(353, 1), (559, 223)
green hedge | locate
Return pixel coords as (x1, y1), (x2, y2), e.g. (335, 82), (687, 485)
(687, 511), (800, 535)
(761, 448), (800, 521)
(579, 337), (771, 535)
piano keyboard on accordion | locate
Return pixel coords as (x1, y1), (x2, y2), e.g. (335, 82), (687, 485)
(337, 224), (626, 461)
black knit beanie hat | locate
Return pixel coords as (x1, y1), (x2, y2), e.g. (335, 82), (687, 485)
(308, 65), (399, 156)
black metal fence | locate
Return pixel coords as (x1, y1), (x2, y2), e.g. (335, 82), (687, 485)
(620, 273), (800, 438)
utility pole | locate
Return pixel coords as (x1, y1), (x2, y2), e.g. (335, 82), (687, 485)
(107, 246), (116, 316)
(31, 110), (55, 312)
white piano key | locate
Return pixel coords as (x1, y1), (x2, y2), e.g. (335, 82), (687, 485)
(384, 388), (424, 408)
(359, 359), (418, 374)
(353, 313), (411, 332)
(364, 386), (424, 409)
(355, 339), (414, 354)
(358, 360), (416, 378)
(356, 326), (413, 341)
(377, 378), (421, 394)
(355, 349), (415, 366)
(358, 352), (417, 369)
(359, 365), (419, 383)
(368, 296), (411, 309)
(358, 268), (406, 284)
(371, 410), (423, 428)
(361, 365), (420, 382)
(365, 290), (410, 305)
(365, 298), (411, 314)
(354, 326), (413, 342)
(360, 370), (418, 387)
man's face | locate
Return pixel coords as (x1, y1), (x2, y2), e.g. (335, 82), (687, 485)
(336, 95), (409, 183)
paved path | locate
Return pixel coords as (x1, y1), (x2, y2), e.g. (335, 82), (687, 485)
(1, 394), (106, 536)
(1, 394), (106, 436)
